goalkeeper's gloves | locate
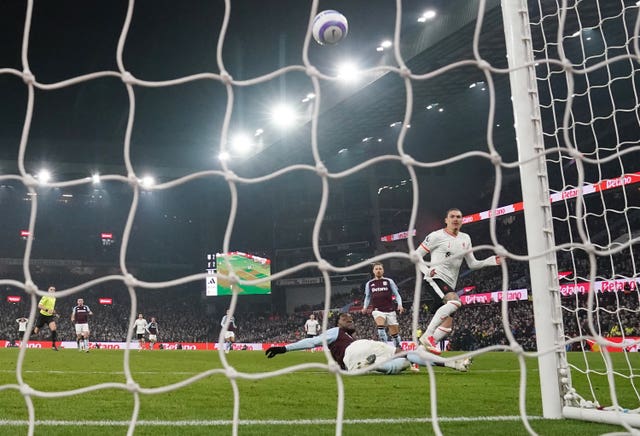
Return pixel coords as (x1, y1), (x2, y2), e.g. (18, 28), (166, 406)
(265, 346), (287, 358)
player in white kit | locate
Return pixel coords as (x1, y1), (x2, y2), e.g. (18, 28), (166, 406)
(414, 208), (501, 354)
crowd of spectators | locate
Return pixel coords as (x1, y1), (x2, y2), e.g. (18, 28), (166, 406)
(1, 282), (637, 351)
(1, 203), (637, 349)
(0, 283), (216, 344)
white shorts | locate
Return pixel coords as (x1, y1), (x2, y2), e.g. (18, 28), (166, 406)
(343, 339), (396, 371)
(371, 310), (399, 326)
(149, 334), (157, 342)
(224, 331), (235, 340)
(75, 323), (89, 334)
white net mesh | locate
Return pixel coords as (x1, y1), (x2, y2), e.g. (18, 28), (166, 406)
(529, 0), (640, 420)
(1, 0), (639, 434)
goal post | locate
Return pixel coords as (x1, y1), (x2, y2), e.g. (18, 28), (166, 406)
(503, 0), (640, 428)
(501, 0), (566, 419)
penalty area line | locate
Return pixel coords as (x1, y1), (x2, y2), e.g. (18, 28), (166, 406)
(0, 416), (545, 427)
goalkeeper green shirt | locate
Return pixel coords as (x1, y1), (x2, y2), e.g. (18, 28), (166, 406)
(38, 295), (56, 316)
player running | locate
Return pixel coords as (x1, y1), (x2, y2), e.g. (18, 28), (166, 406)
(71, 298), (93, 352)
(134, 313), (148, 351)
(33, 285), (59, 351)
(414, 208), (501, 354)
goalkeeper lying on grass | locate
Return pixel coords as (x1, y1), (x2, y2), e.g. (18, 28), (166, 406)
(265, 312), (471, 374)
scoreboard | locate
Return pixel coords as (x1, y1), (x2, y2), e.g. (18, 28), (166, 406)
(205, 252), (271, 296)
(205, 253), (218, 296)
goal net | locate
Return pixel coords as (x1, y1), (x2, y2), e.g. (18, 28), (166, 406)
(0, 0), (639, 435)
(524, 0), (640, 426)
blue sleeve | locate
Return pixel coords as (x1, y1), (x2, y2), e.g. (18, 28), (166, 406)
(362, 282), (371, 309)
(285, 327), (339, 351)
(390, 280), (402, 307)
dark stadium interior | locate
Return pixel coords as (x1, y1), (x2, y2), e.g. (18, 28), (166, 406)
(1, 0), (639, 347)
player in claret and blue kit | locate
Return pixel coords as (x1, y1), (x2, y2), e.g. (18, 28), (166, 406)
(266, 312), (471, 373)
(71, 298), (93, 352)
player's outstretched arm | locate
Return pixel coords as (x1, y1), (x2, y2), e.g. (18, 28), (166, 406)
(465, 252), (501, 270)
(266, 328), (337, 358)
(265, 346), (286, 358)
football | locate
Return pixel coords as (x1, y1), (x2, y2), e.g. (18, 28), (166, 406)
(312, 10), (348, 45)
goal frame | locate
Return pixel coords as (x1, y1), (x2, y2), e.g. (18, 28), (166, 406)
(501, 0), (640, 428)
(501, 0), (566, 419)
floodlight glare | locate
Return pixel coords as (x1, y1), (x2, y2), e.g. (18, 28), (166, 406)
(231, 133), (253, 154)
(140, 176), (155, 188)
(271, 104), (297, 129)
(37, 169), (51, 184)
(381, 40), (392, 48)
(419, 10), (436, 21)
(91, 173), (101, 184)
(423, 10), (437, 20)
(337, 62), (360, 83)
(301, 93), (316, 103)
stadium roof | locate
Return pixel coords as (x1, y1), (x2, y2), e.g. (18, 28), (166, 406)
(0, 0), (511, 180)
(1, 0), (635, 211)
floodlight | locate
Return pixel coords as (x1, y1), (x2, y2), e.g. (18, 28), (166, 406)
(270, 104), (297, 129)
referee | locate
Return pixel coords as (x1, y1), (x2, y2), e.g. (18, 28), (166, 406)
(33, 285), (59, 351)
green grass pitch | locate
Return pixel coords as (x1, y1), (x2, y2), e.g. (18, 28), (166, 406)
(0, 349), (636, 435)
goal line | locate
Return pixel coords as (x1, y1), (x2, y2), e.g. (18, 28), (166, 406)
(0, 415), (547, 427)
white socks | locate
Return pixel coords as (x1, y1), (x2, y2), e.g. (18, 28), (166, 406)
(426, 300), (461, 336)
(433, 326), (452, 342)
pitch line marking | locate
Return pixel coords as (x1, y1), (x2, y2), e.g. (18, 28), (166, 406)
(1, 368), (623, 375)
(0, 416), (545, 427)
